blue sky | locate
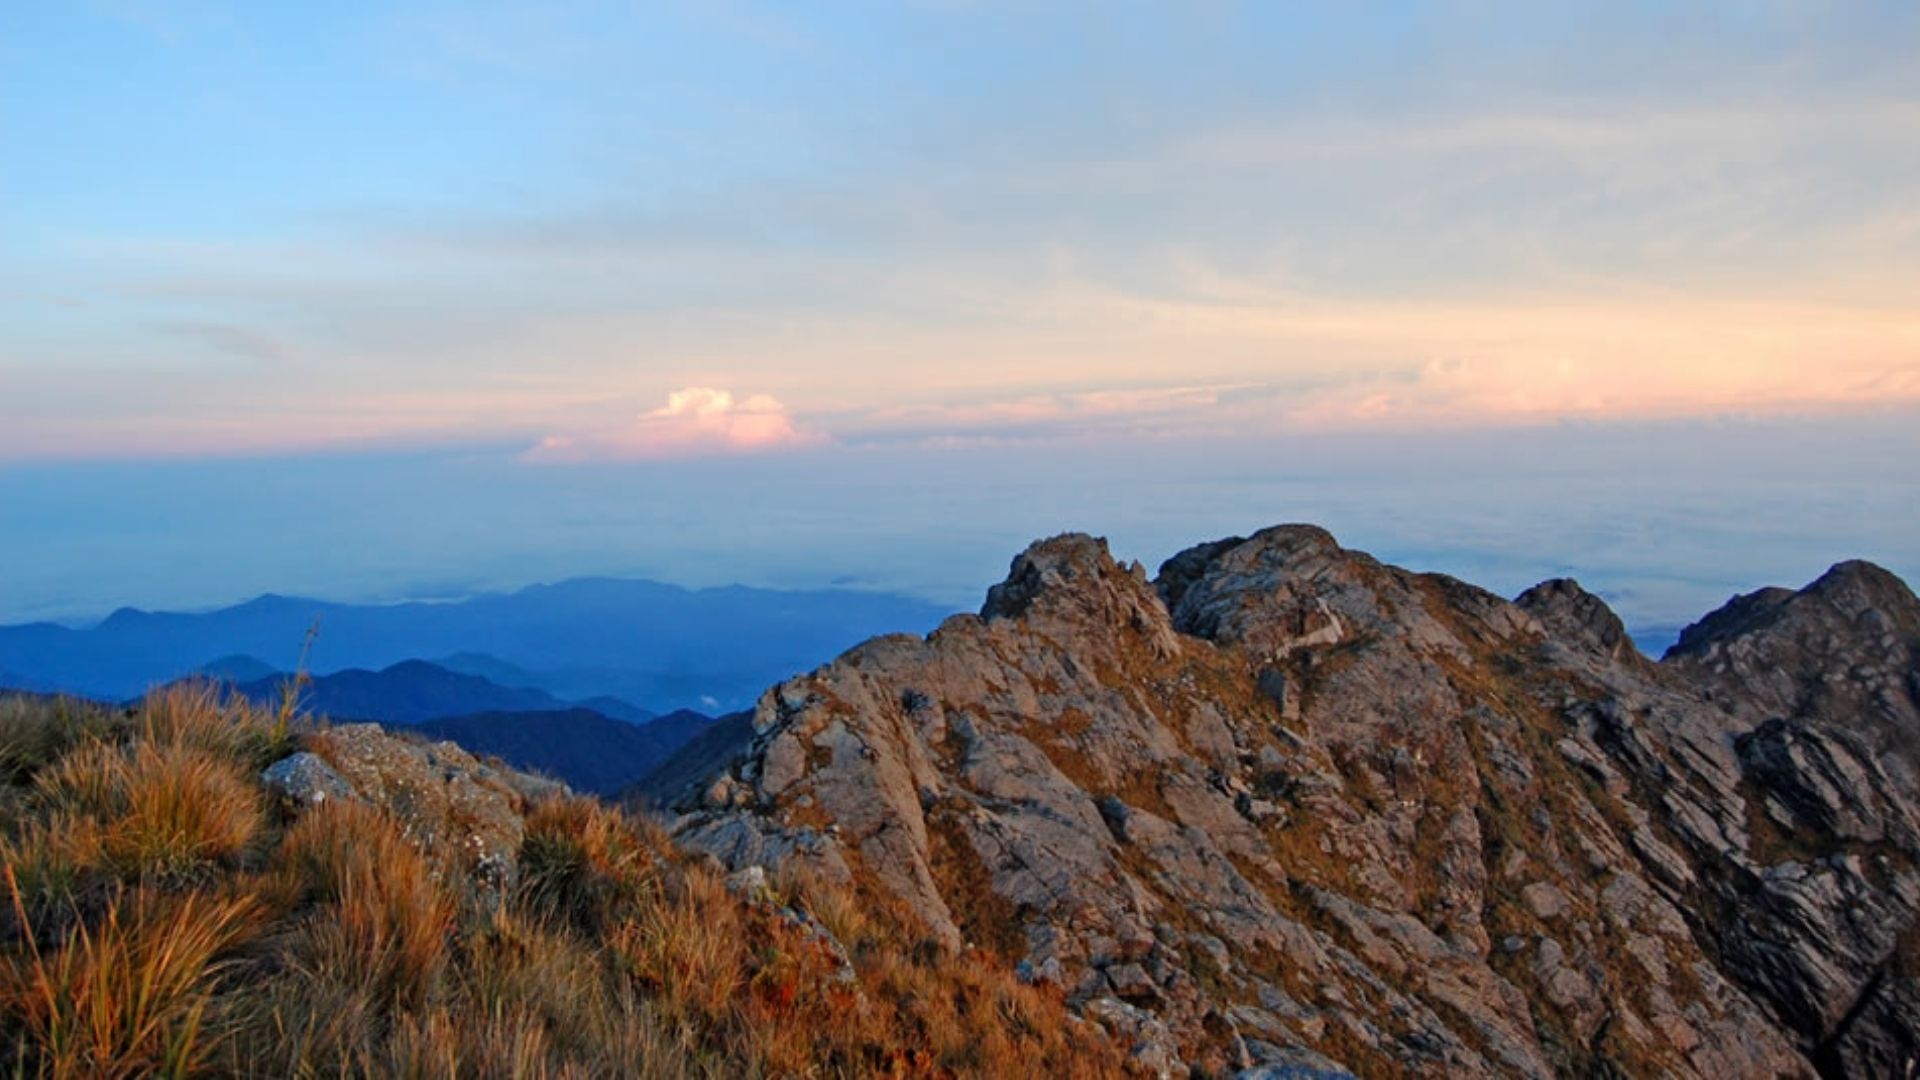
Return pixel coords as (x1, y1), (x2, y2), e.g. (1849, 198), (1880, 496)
(2, 2), (1917, 629)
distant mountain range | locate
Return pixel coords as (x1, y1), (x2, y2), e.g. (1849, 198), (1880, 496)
(220, 658), (655, 725)
(185, 658), (708, 797)
(0, 576), (953, 711)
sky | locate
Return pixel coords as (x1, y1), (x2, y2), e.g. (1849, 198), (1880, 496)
(3, 2), (1918, 639)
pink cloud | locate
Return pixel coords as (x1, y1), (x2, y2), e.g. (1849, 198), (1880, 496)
(525, 387), (823, 462)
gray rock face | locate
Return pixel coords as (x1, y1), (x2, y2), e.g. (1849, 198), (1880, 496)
(1516, 577), (1640, 663)
(652, 524), (1920, 1078)
(1234, 1053), (1358, 1080)
(306, 723), (531, 895)
(261, 750), (359, 808)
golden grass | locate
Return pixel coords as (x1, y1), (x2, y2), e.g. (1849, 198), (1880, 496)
(2, 872), (260, 1079)
(0, 695), (123, 785)
(1, 690), (1128, 1078)
(609, 864), (746, 1028)
(788, 870), (878, 953)
(518, 796), (660, 932)
(277, 801), (454, 1008)
(0, 813), (103, 929)
(33, 739), (263, 882)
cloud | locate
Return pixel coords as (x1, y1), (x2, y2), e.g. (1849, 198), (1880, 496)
(525, 387), (821, 462)
(833, 383), (1253, 446)
(1262, 300), (1920, 431)
(153, 320), (290, 364)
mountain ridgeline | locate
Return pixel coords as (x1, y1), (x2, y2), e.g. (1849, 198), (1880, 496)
(0, 577), (953, 712)
(226, 659), (655, 726)
(636, 525), (1920, 1078)
(0, 578), (948, 799)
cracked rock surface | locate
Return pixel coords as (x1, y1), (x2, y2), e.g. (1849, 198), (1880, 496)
(640, 525), (1920, 1078)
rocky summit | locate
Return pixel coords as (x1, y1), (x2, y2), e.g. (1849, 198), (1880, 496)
(641, 524), (1920, 1078)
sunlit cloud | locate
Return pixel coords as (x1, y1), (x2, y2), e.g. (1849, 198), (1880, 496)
(525, 387), (823, 462)
(7, 273), (1916, 461)
(1282, 352), (1920, 431)
(825, 283), (1920, 440)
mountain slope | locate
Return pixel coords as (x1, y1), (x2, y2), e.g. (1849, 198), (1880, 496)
(229, 659), (589, 724)
(216, 662), (694, 793)
(644, 524), (1920, 1077)
(194, 654), (280, 682)
(629, 710), (755, 810)
(412, 707), (717, 796)
(432, 652), (655, 722)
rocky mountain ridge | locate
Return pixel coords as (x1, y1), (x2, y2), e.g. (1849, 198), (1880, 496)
(641, 524), (1920, 1077)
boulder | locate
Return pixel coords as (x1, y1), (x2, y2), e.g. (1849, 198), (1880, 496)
(307, 723), (527, 894)
(261, 751), (358, 808)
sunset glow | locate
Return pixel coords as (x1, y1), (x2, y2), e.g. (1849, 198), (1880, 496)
(6, 4), (1919, 463)
(2, 2), (1916, 626)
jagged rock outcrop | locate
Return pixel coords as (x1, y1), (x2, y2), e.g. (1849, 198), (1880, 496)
(641, 524), (1920, 1078)
(1663, 560), (1920, 1076)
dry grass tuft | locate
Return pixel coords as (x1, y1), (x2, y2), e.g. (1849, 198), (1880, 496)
(519, 796), (660, 932)
(0, 696), (125, 785)
(790, 871), (879, 953)
(610, 862), (747, 1029)
(0, 813), (105, 930)
(33, 739), (263, 882)
(277, 800), (454, 1008)
(1, 871), (260, 1079)
(137, 682), (294, 768)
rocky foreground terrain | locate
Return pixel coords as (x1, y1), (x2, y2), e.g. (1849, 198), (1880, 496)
(642, 524), (1920, 1078)
(0, 689), (1128, 1076)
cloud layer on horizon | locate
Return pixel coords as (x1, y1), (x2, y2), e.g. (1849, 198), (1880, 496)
(5, 414), (1916, 643)
(525, 387), (821, 462)
(515, 350), (1920, 463)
